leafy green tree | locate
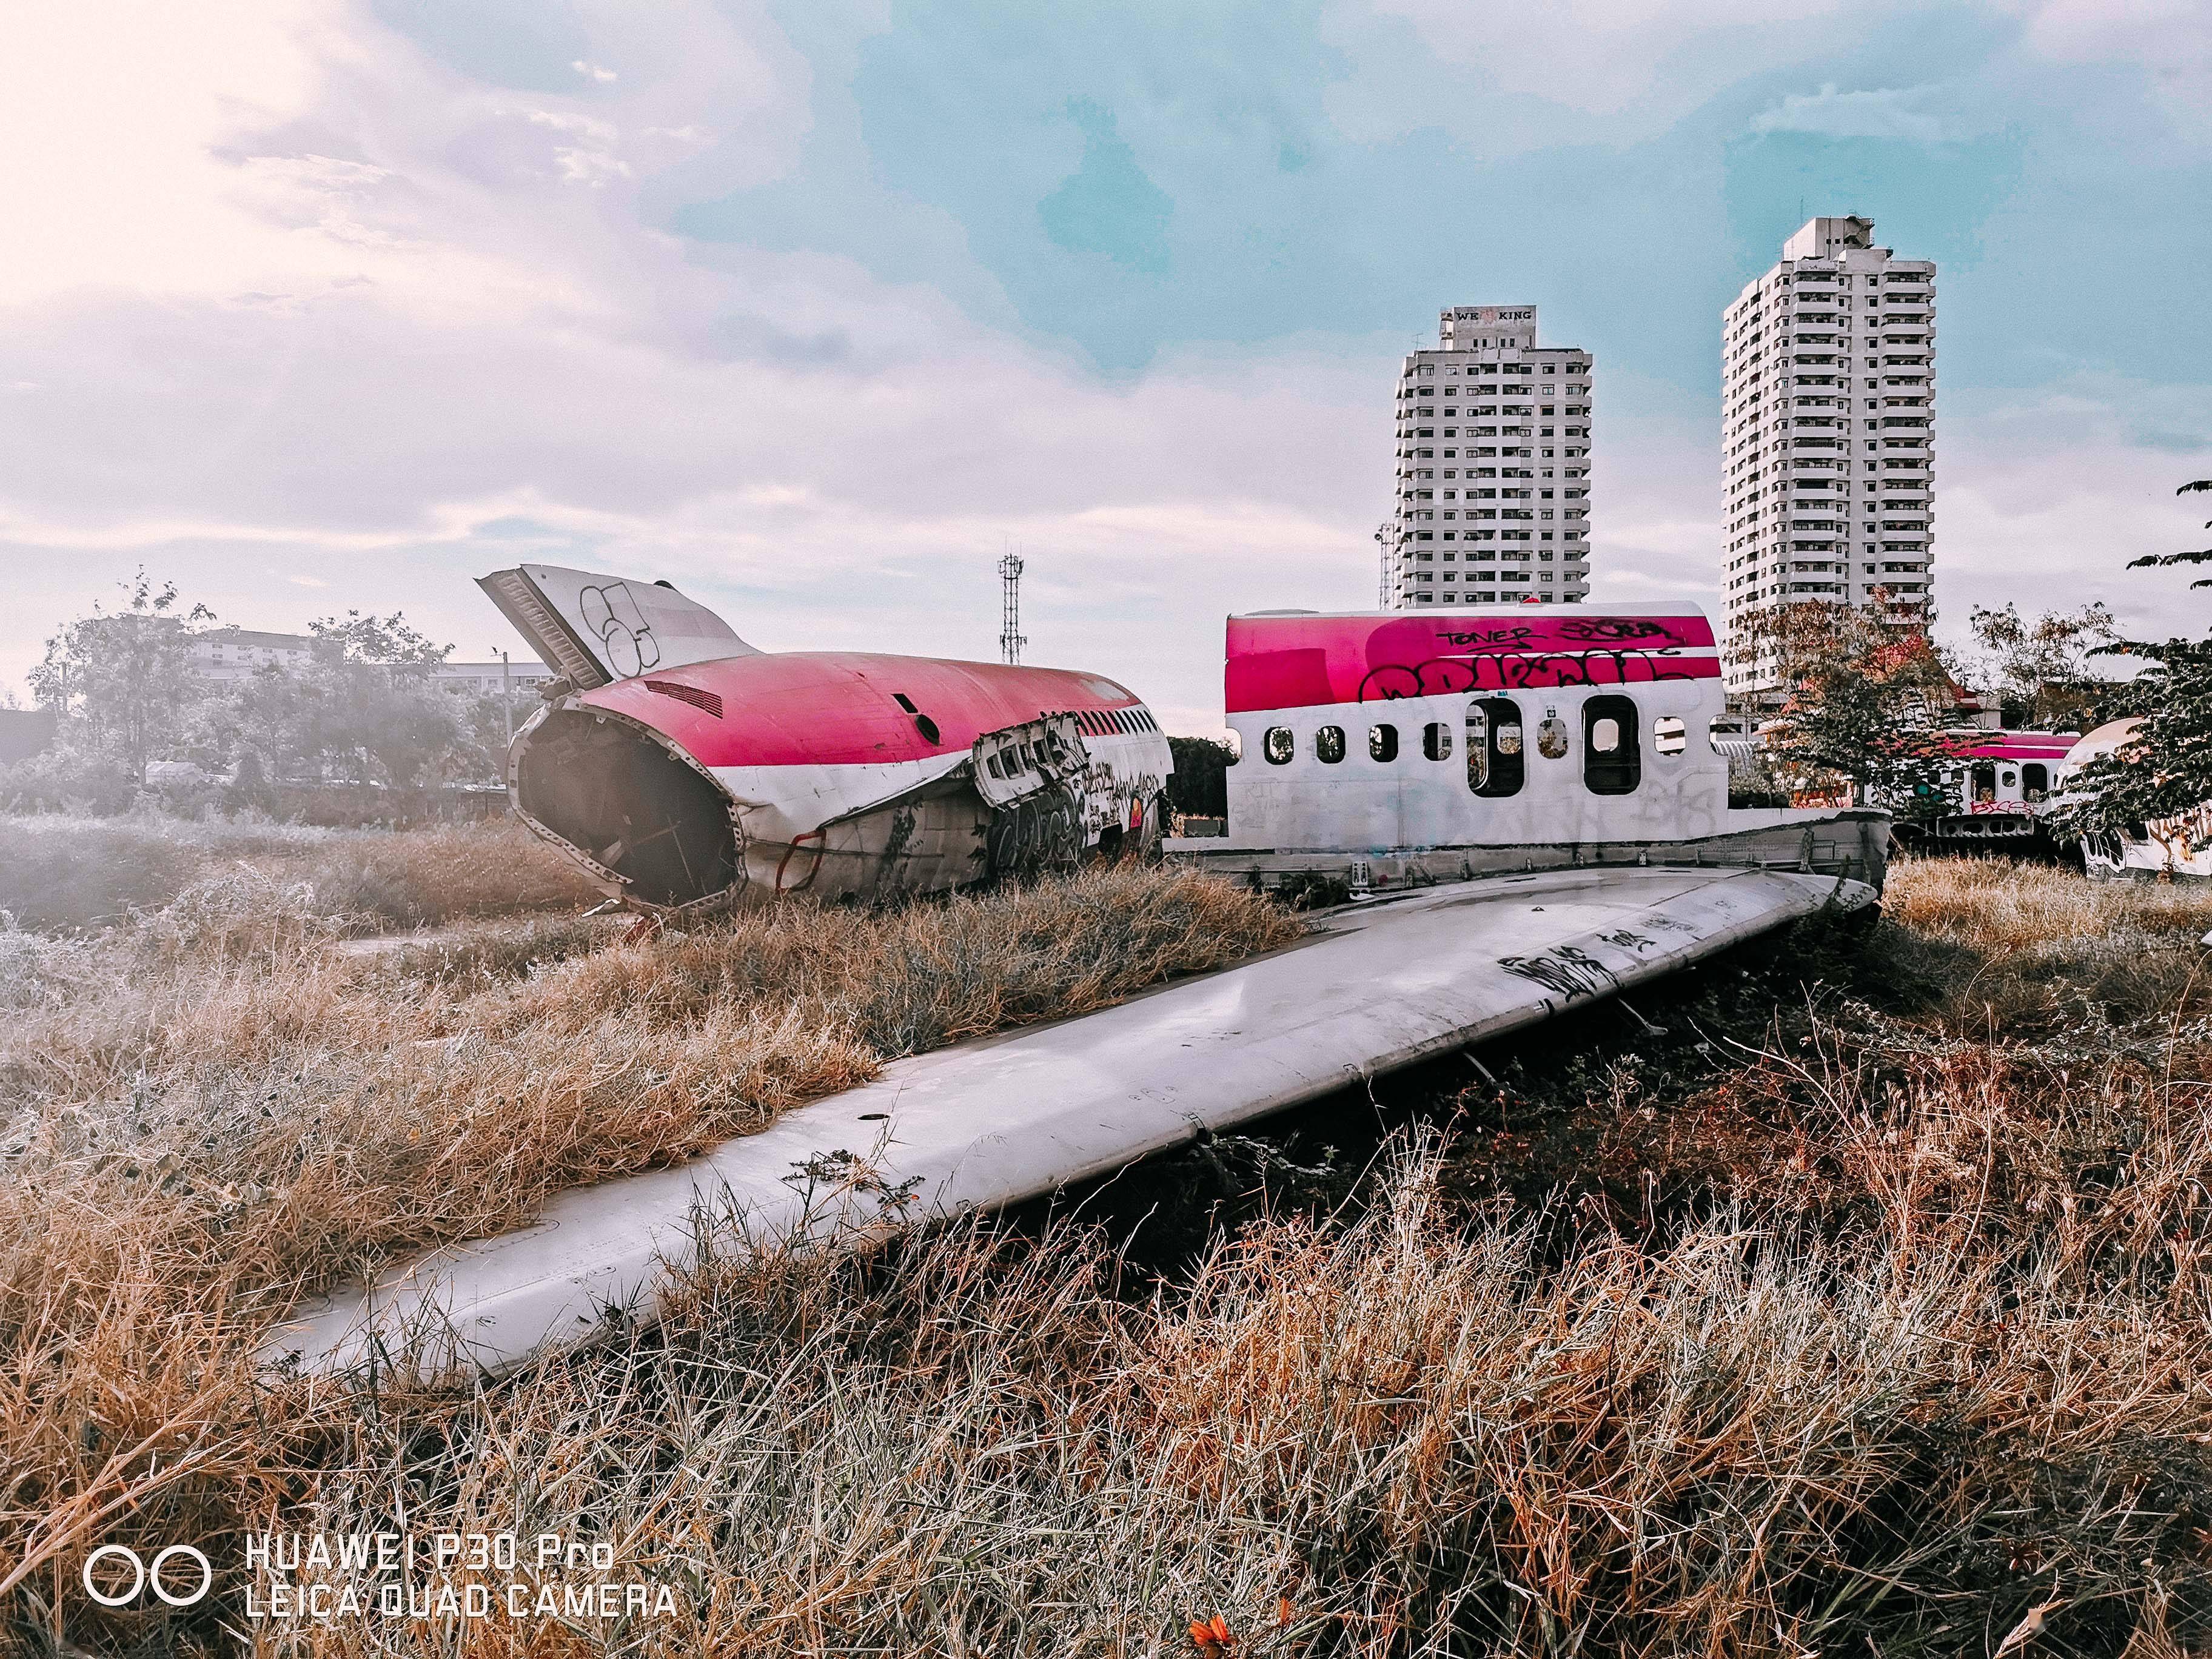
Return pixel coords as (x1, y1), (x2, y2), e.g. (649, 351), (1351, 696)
(2058, 480), (2212, 845)
(1737, 597), (1959, 818)
(453, 694), (520, 784)
(1165, 736), (1232, 819)
(300, 612), (461, 789)
(196, 612), (466, 789)
(27, 570), (213, 784)
(1966, 600), (2117, 731)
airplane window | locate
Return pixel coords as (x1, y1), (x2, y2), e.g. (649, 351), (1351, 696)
(2000, 769), (2017, 788)
(1654, 715), (1687, 756)
(1264, 726), (1294, 765)
(1422, 722), (1452, 762)
(1466, 699), (1524, 797)
(1369, 723), (1398, 762)
(2024, 762), (2048, 800)
(915, 714), (941, 746)
(1316, 725), (1346, 764)
(1225, 729), (1243, 765)
(1536, 717), (1569, 760)
(1582, 695), (1640, 794)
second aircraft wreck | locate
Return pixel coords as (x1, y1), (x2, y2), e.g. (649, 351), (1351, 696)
(478, 563), (1174, 910)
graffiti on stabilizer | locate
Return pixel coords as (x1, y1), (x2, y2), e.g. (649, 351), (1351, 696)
(577, 583), (663, 678)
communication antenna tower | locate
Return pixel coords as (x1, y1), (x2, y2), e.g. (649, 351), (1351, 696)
(998, 550), (1027, 665)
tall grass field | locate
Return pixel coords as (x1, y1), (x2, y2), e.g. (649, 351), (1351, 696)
(3, 816), (2210, 1655)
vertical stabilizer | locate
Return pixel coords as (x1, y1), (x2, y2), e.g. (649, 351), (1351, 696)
(477, 565), (758, 688)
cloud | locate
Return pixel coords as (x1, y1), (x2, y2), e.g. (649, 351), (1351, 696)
(2002, 0), (2212, 144)
(0, 0), (2202, 729)
(571, 59), (617, 84)
(1350, 0), (1911, 142)
(1749, 83), (1950, 142)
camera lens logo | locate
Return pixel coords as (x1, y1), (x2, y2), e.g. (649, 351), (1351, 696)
(83, 1544), (212, 1608)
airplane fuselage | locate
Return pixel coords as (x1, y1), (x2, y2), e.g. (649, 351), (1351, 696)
(510, 648), (1173, 909)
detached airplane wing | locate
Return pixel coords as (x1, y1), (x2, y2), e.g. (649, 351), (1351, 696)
(267, 863), (1875, 1380)
(478, 564), (758, 688)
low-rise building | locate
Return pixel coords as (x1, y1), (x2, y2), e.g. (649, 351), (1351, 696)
(184, 629), (549, 695)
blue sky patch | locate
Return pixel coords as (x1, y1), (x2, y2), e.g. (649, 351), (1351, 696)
(1037, 99), (1173, 275)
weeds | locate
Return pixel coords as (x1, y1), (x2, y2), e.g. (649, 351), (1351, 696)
(4, 840), (2211, 1655)
(0, 830), (1299, 1655)
(0, 814), (597, 934)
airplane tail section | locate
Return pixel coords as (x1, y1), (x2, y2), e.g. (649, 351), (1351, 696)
(478, 565), (758, 689)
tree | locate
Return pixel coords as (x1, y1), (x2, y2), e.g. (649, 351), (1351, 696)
(1165, 736), (1232, 819)
(27, 570), (214, 784)
(1737, 596), (1959, 818)
(201, 612), (466, 789)
(1966, 601), (2117, 731)
(453, 694), (520, 783)
(300, 612), (461, 789)
(2058, 480), (2212, 846)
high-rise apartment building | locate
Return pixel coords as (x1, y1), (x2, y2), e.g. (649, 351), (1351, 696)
(1718, 216), (1936, 696)
(1381, 306), (1592, 608)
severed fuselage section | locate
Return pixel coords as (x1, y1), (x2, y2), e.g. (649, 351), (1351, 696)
(481, 566), (1173, 911)
(512, 706), (742, 908)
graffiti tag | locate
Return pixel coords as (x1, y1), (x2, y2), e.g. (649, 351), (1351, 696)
(1358, 648), (1695, 701)
(1497, 945), (1619, 1002)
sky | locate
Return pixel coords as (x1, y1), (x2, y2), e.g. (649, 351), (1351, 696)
(2, 0), (2208, 732)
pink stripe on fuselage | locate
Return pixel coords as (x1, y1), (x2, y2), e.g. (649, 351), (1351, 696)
(1947, 734), (2077, 762)
(1226, 611), (1719, 714)
(577, 652), (1141, 768)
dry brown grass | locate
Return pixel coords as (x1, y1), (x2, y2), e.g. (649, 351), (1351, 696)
(1879, 856), (2212, 1042)
(0, 814), (598, 934)
(0, 825), (1298, 1654)
(6, 842), (2212, 1655)
(1886, 854), (2212, 953)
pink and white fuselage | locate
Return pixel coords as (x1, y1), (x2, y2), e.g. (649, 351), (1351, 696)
(1907, 729), (2077, 845)
(480, 565), (1171, 909)
(1173, 604), (1889, 889)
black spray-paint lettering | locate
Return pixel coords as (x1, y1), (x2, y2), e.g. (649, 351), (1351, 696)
(1357, 648), (1695, 702)
(1497, 945), (1620, 1001)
